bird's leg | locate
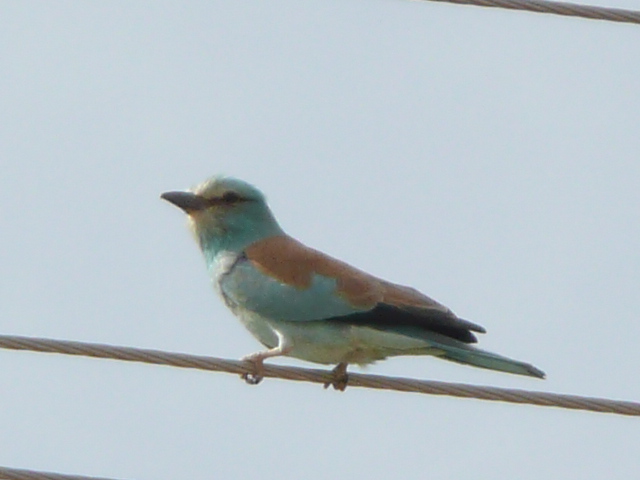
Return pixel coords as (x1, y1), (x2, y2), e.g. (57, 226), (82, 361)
(324, 362), (349, 391)
(241, 332), (292, 385)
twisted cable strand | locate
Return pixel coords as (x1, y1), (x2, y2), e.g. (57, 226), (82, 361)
(412, 0), (640, 24)
(1, 335), (639, 416)
(0, 466), (123, 480)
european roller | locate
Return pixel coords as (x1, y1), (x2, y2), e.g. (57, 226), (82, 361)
(162, 176), (544, 390)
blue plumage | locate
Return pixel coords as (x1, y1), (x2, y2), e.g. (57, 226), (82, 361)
(162, 176), (545, 389)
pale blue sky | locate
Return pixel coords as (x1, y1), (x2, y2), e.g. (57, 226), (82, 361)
(1, 1), (639, 479)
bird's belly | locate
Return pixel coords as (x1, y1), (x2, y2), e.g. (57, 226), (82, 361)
(237, 311), (436, 366)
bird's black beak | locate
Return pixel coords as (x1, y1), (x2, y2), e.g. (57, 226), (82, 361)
(161, 191), (210, 212)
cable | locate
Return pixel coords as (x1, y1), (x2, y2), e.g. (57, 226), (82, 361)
(1, 334), (638, 416)
(412, 0), (640, 24)
(0, 466), (123, 480)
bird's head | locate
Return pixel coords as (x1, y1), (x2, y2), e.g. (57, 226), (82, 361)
(161, 176), (284, 257)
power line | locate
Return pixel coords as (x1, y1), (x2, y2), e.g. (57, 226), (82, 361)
(1, 335), (638, 416)
(412, 0), (640, 24)
(0, 466), (124, 480)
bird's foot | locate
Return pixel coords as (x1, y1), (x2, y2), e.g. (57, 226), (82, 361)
(324, 362), (349, 391)
(241, 353), (266, 385)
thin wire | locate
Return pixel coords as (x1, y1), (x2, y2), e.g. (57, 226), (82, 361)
(1, 335), (639, 416)
(411, 0), (640, 24)
(0, 466), (123, 480)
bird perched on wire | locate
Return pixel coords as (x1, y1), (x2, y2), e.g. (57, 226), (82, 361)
(161, 176), (544, 390)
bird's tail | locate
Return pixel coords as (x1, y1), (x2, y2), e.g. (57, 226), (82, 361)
(437, 343), (545, 379)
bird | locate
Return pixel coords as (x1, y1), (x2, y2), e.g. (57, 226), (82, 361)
(161, 176), (545, 390)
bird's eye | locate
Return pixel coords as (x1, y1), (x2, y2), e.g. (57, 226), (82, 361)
(221, 191), (243, 203)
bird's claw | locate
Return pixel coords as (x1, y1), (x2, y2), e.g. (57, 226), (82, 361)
(241, 354), (265, 386)
(324, 363), (349, 391)
(323, 375), (349, 391)
(241, 372), (264, 385)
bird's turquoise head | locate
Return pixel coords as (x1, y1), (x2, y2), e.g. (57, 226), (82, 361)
(161, 176), (284, 263)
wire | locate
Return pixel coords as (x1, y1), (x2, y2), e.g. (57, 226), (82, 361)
(412, 0), (640, 24)
(1, 335), (638, 416)
(0, 466), (123, 480)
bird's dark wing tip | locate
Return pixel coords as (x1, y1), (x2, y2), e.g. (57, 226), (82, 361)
(458, 318), (487, 334)
(329, 304), (483, 344)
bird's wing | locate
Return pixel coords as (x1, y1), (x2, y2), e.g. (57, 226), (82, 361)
(221, 235), (484, 343)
